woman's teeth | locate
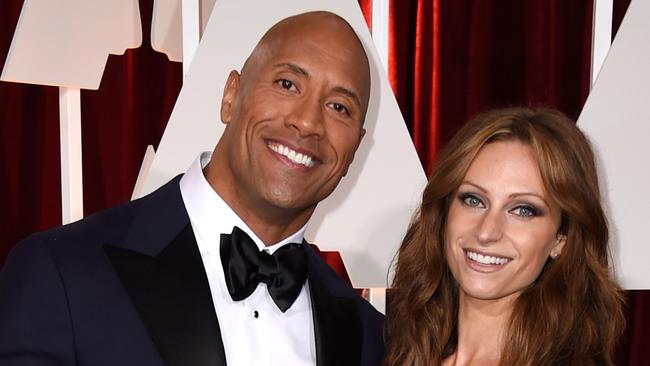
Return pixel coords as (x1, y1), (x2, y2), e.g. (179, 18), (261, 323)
(466, 250), (510, 265)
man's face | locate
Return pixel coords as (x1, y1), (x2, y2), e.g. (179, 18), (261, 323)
(217, 15), (370, 222)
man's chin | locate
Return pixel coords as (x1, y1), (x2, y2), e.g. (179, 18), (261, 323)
(266, 195), (315, 212)
(261, 189), (321, 214)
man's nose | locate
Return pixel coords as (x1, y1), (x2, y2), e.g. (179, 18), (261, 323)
(284, 96), (325, 138)
(476, 209), (504, 244)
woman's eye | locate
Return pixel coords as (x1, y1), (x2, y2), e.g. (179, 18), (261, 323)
(511, 205), (538, 217)
(461, 194), (483, 208)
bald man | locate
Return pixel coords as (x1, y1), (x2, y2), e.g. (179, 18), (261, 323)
(0, 11), (384, 366)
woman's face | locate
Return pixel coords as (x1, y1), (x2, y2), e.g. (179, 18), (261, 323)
(444, 140), (566, 303)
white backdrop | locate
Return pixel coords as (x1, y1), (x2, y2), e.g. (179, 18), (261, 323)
(1, 0), (141, 89)
(578, 0), (650, 289)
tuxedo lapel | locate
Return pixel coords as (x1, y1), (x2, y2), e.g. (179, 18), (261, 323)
(104, 223), (227, 366)
(308, 251), (363, 366)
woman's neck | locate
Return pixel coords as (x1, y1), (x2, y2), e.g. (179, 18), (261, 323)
(443, 293), (515, 366)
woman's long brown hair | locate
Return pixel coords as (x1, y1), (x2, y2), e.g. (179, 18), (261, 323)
(383, 108), (625, 366)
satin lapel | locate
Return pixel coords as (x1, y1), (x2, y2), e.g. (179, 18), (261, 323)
(104, 224), (227, 366)
(308, 260), (363, 366)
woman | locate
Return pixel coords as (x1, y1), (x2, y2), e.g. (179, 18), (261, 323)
(384, 108), (624, 365)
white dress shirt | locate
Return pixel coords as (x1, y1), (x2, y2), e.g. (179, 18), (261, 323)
(179, 152), (316, 366)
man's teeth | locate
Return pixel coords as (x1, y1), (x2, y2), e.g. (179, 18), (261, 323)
(269, 143), (315, 167)
(466, 251), (510, 265)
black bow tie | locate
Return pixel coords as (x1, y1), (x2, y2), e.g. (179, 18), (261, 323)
(220, 226), (308, 312)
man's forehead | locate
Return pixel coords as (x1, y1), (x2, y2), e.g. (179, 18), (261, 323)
(242, 13), (370, 104)
(255, 12), (366, 62)
(265, 11), (356, 37)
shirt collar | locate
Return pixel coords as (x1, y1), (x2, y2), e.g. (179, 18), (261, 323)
(179, 152), (307, 255)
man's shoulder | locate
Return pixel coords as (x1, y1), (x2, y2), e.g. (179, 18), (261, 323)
(11, 198), (139, 268)
(26, 181), (163, 245)
(13, 175), (186, 260)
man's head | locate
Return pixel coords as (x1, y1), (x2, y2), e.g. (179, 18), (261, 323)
(206, 11), (371, 241)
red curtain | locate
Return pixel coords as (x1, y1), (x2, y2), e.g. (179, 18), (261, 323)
(0, 0), (183, 264)
(386, 0), (648, 364)
(79, 27), (182, 216)
(1, 0), (62, 262)
(389, 0), (593, 173)
(358, 0), (372, 30)
(1, 0), (648, 363)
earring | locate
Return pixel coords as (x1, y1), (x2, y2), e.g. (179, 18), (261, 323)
(551, 252), (559, 260)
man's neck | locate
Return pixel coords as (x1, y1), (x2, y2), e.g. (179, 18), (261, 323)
(203, 166), (313, 246)
(227, 201), (311, 245)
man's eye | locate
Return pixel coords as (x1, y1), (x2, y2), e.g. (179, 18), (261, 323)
(460, 194), (483, 208)
(329, 102), (350, 115)
(278, 79), (295, 90)
(511, 205), (538, 217)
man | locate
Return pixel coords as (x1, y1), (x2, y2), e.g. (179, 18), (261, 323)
(0, 11), (383, 366)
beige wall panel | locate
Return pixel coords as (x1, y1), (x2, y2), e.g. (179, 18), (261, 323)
(1, 0), (141, 89)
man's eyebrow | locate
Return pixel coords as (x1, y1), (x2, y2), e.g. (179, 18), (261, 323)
(333, 86), (362, 108)
(273, 63), (362, 108)
(274, 63), (309, 77)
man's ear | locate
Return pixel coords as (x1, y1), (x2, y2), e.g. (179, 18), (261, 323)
(220, 70), (241, 125)
(342, 127), (367, 177)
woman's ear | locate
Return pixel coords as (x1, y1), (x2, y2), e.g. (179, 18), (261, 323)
(550, 234), (567, 260)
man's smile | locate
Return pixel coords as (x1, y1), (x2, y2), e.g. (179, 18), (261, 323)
(267, 140), (318, 168)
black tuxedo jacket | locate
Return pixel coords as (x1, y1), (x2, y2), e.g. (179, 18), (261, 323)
(0, 176), (384, 366)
